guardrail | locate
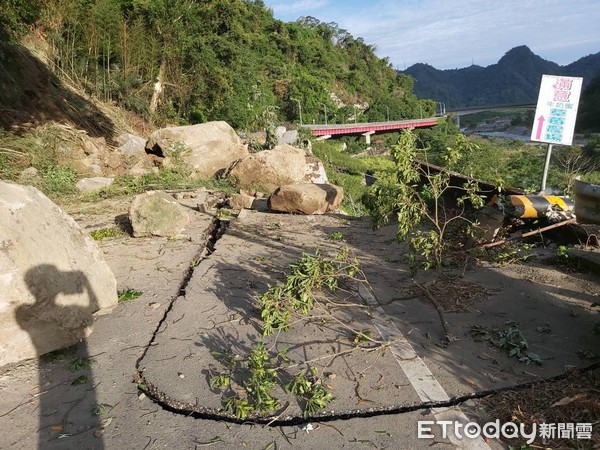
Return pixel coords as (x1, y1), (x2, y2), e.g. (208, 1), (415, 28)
(574, 179), (600, 225)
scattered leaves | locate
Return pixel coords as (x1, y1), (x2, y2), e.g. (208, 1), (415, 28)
(71, 375), (89, 385)
(67, 357), (92, 372)
(118, 289), (143, 302)
(89, 227), (125, 241)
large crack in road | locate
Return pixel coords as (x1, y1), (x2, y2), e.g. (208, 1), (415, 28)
(133, 211), (599, 429)
(135, 217), (229, 369)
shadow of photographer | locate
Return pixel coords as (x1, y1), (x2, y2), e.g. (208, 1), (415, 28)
(16, 264), (104, 449)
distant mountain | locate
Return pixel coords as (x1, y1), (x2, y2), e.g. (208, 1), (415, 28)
(403, 46), (600, 108)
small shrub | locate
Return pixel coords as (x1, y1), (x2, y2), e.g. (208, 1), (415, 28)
(117, 289), (143, 302)
(208, 249), (369, 419)
(90, 227), (126, 241)
(328, 231), (344, 241)
(259, 248), (361, 336)
(366, 129), (485, 274)
(41, 165), (77, 196)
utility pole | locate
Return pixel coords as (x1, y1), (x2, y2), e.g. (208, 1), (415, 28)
(384, 105), (390, 122)
(290, 97), (302, 126)
(320, 103), (327, 125)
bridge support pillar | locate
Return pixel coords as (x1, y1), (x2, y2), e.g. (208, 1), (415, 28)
(362, 131), (375, 145)
(315, 135), (331, 141)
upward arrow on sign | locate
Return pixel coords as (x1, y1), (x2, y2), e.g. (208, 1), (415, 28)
(535, 115), (545, 140)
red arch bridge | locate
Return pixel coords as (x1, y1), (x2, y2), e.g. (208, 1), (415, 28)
(303, 117), (441, 141)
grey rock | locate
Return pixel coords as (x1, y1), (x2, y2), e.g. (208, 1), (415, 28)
(129, 191), (190, 238)
(18, 167), (40, 184)
(76, 177), (114, 192)
(268, 183), (344, 215)
(128, 155), (158, 176)
(229, 192), (256, 210)
(274, 126), (287, 141)
(280, 130), (299, 145)
(146, 121), (249, 177)
(0, 181), (117, 366)
(304, 157), (329, 184)
(116, 133), (147, 158)
(227, 145), (307, 192)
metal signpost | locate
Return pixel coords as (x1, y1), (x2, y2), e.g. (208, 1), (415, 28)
(530, 75), (583, 192)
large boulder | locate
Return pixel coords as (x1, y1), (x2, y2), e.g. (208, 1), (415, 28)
(0, 182), (117, 366)
(116, 133), (147, 158)
(268, 183), (344, 215)
(280, 130), (299, 146)
(304, 157), (329, 184)
(146, 121), (248, 177)
(227, 145), (306, 191)
(129, 191), (190, 238)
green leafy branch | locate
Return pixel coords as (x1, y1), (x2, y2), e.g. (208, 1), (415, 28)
(212, 344), (334, 420)
(259, 248), (363, 336)
(366, 129), (486, 274)
(209, 248), (377, 419)
(286, 367), (334, 418)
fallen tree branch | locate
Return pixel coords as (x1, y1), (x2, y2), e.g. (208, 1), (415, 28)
(282, 343), (389, 370)
(412, 279), (454, 342)
(479, 218), (576, 250)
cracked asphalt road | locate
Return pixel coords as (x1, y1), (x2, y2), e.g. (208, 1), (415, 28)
(1, 197), (597, 449)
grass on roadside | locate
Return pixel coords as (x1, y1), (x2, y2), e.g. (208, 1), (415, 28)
(117, 289), (143, 302)
(80, 172), (236, 203)
(312, 140), (395, 216)
(89, 227), (126, 240)
(0, 124), (237, 203)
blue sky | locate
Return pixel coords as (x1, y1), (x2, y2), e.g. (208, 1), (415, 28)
(264, 0), (600, 70)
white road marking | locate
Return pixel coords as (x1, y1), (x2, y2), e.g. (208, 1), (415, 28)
(358, 284), (491, 450)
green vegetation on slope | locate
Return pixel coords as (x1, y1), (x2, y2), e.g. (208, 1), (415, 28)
(1, 0), (433, 131)
(312, 140), (395, 216)
(578, 72), (600, 132)
(316, 121), (600, 217)
(416, 124), (600, 194)
(404, 45), (600, 109)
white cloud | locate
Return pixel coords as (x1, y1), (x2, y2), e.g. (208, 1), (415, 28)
(266, 0), (600, 69)
(269, 0), (329, 16)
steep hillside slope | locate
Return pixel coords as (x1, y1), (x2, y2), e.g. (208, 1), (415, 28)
(0, 1), (433, 133)
(0, 39), (115, 138)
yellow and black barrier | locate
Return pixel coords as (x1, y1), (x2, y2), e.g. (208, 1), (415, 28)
(507, 195), (574, 220)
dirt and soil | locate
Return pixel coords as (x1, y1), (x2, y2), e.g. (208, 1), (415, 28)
(0, 194), (598, 449)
